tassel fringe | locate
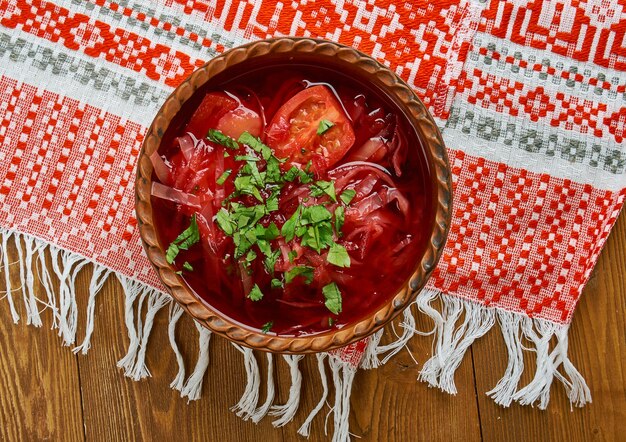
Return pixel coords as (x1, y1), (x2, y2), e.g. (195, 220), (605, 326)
(0, 229), (592, 442)
(270, 354), (304, 427)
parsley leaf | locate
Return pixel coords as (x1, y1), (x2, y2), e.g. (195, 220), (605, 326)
(288, 250), (297, 263)
(317, 119), (334, 135)
(264, 249), (281, 274)
(261, 321), (273, 333)
(238, 132), (272, 160)
(216, 208), (235, 235)
(327, 243), (350, 268)
(310, 180), (337, 202)
(271, 278), (283, 288)
(206, 129), (239, 149)
(183, 261), (194, 271)
(300, 222), (334, 253)
(300, 205), (332, 224)
(166, 214), (200, 264)
(322, 282), (342, 314)
(281, 206), (302, 242)
(216, 169), (232, 185)
(247, 284), (264, 301)
(285, 266), (314, 284)
(339, 189), (356, 205)
(334, 206), (345, 235)
(283, 167), (301, 182)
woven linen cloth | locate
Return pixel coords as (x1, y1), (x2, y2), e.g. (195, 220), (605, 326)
(1, 0), (625, 439)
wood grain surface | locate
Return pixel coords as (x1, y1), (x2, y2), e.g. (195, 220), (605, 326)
(1, 215), (625, 441)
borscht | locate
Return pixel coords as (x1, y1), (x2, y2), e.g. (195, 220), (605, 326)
(151, 65), (433, 336)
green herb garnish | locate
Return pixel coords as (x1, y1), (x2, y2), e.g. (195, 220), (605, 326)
(166, 214), (200, 264)
(271, 278), (283, 289)
(216, 169), (232, 185)
(317, 119), (334, 135)
(206, 129), (239, 149)
(322, 282), (342, 314)
(334, 206), (345, 235)
(339, 189), (356, 205)
(261, 321), (273, 333)
(248, 283), (264, 301)
(285, 266), (314, 284)
(310, 180), (337, 202)
(183, 261), (194, 271)
(327, 243), (350, 268)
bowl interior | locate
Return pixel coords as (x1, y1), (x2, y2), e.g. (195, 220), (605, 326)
(137, 39), (451, 353)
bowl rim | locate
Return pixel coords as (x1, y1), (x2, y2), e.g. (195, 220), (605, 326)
(135, 37), (452, 354)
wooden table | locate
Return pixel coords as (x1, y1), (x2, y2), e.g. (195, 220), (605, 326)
(1, 215), (625, 442)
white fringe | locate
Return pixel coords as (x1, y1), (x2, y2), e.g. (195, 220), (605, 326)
(168, 303), (186, 392)
(251, 353), (275, 423)
(418, 289), (495, 394)
(270, 354), (305, 427)
(1, 230), (19, 323)
(359, 329), (384, 369)
(298, 353), (329, 438)
(73, 264), (111, 354)
(36, 241), (60, 329)
(328, 355), (357, 442)
(180, 321), (212, 401)
(22, 235), (43, 327)
(486, 310), (524, 406)
(50, 246), (89, 345)
(231, 345), (261, 420)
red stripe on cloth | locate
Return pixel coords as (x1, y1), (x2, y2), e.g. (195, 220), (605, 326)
(157, 0), (475, 118)
(479, 0), (626, 70)
(456, 67), (616, 140)
(0, 76), (161, 288)
(429, 150), (626, 323)
(0, 0), (203, 87)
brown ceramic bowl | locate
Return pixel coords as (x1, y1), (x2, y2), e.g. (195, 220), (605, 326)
(135, 37), (451, 353)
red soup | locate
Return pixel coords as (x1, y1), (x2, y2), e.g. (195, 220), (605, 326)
(151, 64), (433, 336)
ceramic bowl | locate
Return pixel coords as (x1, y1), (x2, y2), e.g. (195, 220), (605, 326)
(135, 37), (452, 353)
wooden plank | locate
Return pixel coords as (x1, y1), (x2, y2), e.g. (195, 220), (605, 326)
(74, 271), (284, 442)
(473, 214), (626, 442)
(0, 239), (84, 441)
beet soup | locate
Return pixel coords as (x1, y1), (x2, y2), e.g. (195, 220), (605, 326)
(150, 64), (433, 336)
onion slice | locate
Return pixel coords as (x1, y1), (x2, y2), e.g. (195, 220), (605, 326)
(151, 181), (201, 208)
(149, 151), (173, 185)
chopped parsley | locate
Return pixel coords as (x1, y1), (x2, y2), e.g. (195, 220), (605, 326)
(248, 284), (264, 301)
(206, 129), (239, 149)
(317, 119), (334, 135)
(183, 261), (194, 271)
(285, 266), (314, 284)
(261, 321), (273, 333)
(339, 189), (356, 205)
(327, 243), (350, 268)
(205, 129), (354, 323)
(216, 169), (232, 185)
(323, 282), (342, 314)
(334, 206), (345, 235)
(166, 214), (200, 264)
(310, 180), (337, 202)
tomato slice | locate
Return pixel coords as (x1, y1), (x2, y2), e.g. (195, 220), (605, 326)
(265, 85), (355, 173)
(185, 92), (262, 140)
(185, 92), (238, 139)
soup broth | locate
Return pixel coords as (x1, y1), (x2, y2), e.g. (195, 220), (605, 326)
(151, 63), (433, 336)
